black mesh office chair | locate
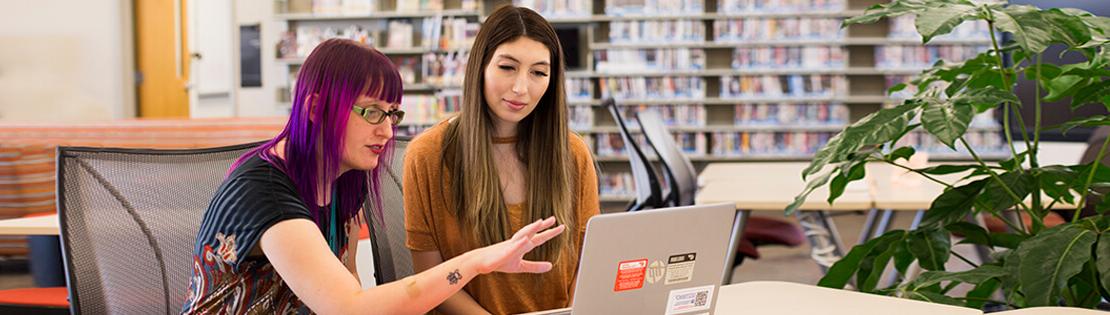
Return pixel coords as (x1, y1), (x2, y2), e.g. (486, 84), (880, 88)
(636, 111), (805, 266)
(605, 98), (666, 211)
(57, 142), (259, 315)
(363, 136), (413, 285)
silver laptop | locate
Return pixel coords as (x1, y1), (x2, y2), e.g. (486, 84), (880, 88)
(525, 203), (744, 315)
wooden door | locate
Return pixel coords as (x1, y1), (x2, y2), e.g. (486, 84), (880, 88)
(135, 0), (189, 117)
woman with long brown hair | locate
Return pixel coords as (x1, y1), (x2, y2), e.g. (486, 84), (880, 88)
(403, 5), (600, 315)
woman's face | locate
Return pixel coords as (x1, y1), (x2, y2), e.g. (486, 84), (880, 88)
(482, 37), (552, 132)
(340, 95), (397, 172)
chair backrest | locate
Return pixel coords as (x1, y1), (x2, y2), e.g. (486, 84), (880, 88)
(57, 142), (259, 315)
(636, 110), (699, 206)
(604, 98), (664, 211)
(363, 136), (413, 285)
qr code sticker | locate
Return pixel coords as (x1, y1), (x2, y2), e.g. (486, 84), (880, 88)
(695, 291), (707, 306)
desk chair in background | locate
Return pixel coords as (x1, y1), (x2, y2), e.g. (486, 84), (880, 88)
(56, 143), (258, 315)
(636, 110), (805, 268)
(362, 136), (414, 285)
(604, 98), (666, 211)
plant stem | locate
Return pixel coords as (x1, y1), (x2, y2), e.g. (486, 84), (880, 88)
(1028, 54), (1045, 233)
(988, 20), (1031, 170)
(951, 251), (980, 268)
(881, 159), (955, 189)
(960, 138), (1030, 213)
(1074, 134), (1110, 221)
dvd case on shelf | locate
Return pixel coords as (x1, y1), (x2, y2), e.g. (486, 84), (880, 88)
(595, 48), (707, 73)
(714, 17), (844, 41)
(718, 0), (846, 14)
(600, 77), (707, 100)
(731, 46), (846, 69)
(720, 75), (847, 98)
(609, 19), (707, 44)
(734, 103), (848, 126)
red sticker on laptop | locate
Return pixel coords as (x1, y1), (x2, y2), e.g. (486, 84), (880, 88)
(614, 259), (648, 292)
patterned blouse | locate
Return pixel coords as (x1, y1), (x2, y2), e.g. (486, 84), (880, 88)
(181, 156), (352, 314)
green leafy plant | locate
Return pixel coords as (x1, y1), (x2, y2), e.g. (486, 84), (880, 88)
(787, 0), (1110, 310)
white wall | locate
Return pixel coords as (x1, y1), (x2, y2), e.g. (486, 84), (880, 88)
(0, 0), (134, 122)
(235, 0), (291, 117)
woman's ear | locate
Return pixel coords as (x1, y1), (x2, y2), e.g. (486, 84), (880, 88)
(303, 93), (319, 123)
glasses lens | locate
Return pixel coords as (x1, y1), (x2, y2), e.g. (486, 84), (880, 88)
(390, 111), (405, 126)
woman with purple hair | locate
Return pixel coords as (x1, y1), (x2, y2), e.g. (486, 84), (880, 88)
(180, 38), (565, 314)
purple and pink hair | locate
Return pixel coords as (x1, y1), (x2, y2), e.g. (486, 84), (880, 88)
(232, 38), (403, 228)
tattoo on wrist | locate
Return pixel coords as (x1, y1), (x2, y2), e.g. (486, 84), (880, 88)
(447, 269), (462, 285)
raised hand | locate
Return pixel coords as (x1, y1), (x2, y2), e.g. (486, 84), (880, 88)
(472, 217), (566, 275)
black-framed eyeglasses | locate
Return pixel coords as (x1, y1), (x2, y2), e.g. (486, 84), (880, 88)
(352, 106), (405, 126)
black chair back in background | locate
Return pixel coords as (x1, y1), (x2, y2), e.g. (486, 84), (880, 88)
(57, 142), (259, 315)
(636, 110), (699, 207)
(604, 98), (665, 211)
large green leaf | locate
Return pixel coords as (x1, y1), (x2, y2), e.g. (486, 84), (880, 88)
(1037, 165), (1078, 205)
(966, 278), (1001, 309)
(946, 221), (991, 246)
(1016, 224), (1098, 307)
(907, 228), (952, 271)
(923, 179), (988, 228)
(1059, 115), (1110, 135)
(859, 236), (901, 293)
(910, 265), (1008, 289)
(1043, 64), (1090, 102)
(886, 146), (917, 162)
(802, 102), (921, 179)
(1071, 80), (1110, 110)
(786, 170), (833, 215)
(921, 99), (973, 148)
(993, 5), (1078, 54)
(818, 230), (907, 289)
(906, 290), (966, 307)
(843, 0), (930, 26)
(916, 5), (978, 43)
(828, 161), (866, 204)
(976, 171), (1033, 213)
(1098, 234), (1110, 302)
(950, 86), (1020, 113)
(919, 164), (983, 175)
(893, 240), (915, 276)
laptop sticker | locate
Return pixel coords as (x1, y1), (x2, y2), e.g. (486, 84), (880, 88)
(646, 260), (666, 284)
(664, 285), (715, 315)
(613, 259), (648, 292)
(665, 253), (696, 285)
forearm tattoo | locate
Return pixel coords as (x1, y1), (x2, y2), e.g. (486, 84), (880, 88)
(447, 269), (462, 285)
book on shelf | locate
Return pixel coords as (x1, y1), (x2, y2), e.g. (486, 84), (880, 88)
(600, 77), (707, 100)
(386, 20), (415, 48)
(396, 0), (443, 12)
(422, 51), (469, 86)
(569, 105), (594, 131)
(599, 171), (636, 199)
(734, 103), (848, 126)
(567, 78), (594, 102)
(710, 131), (833, 156)
(595, 48), (707, 73)
(719, 75), (848, 98)
(391, 56), (419, 84)
(621, 104), (707, 128)
(515, 0), (591, 17)
(593, 132), (707, 157)
(421, 17), (480, 50)
(402, 90), (462, 125)
(713, 17), (844, 42)
(717, 0), (846, 14)
(288, 24), (380, 58)
(731, 46), (846, 70)
(875, 45), (989, 70)
(609, 20), (706, 44)
(604, 0), (705, 16)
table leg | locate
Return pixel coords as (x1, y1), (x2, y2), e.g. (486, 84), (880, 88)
(857, 209), (879, 245)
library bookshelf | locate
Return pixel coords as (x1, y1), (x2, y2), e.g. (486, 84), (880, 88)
(274, 0), (1008, 204)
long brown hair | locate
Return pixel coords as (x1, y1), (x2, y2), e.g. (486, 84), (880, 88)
(441, 5), (576, 262)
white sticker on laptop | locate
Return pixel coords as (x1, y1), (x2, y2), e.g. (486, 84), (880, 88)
(664, 285), (715, 315)
(665, 253), (696, 285)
